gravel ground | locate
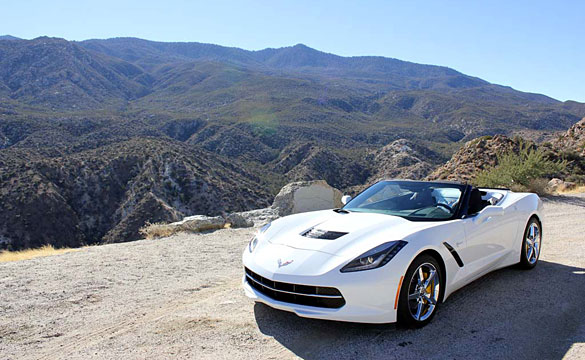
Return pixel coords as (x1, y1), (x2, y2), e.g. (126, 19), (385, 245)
(1, 194), (584, 360)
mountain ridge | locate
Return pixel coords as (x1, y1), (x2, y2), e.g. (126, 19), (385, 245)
(0, 35), (21, 41)
(1, 35), (584, 250)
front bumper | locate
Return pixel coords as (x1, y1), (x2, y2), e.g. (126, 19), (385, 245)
(242, 265), (401, 324)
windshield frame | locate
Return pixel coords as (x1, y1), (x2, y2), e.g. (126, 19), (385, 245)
(342, 180), (468, 222)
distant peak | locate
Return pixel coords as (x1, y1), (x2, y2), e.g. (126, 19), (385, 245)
(0, 35), (21, 41)
(290, 43), (319, 52)
(32, 36), (67, 41)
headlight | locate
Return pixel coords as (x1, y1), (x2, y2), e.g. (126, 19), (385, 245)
(248, 222), (271, 253)
(248, 236), (259, 253)
(340, 241), (407, 273)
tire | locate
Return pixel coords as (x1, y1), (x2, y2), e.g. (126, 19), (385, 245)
(397, 254), (443, 328)
(519, 217), (542, 269)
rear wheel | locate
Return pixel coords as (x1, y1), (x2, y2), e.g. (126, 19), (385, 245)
(519, 217), (541, 269)
(397, 255), (442, 328)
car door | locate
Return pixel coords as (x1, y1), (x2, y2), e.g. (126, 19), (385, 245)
(457, 189), (518, 282)
(461, 208), (520, 282)
(460, 210), (505, 279)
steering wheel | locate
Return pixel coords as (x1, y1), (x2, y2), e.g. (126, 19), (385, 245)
(435, 203), (453, 213)
(409, 203), (453, 216)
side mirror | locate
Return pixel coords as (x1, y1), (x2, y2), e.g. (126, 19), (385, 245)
(341, 195), (352, 205)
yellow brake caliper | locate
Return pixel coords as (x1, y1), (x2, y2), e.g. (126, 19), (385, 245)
(425, 271), (432, 300)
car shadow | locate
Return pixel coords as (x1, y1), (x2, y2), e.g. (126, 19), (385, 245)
(543, 193), (585, 207)
(254, 260), (585, 360)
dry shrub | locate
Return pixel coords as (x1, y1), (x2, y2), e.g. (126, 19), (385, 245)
(140, 217), (230, 240)
(557, 185), (585, 194)
(139, 222), (178, 240)
(526, 178), (551, 196)
(0, 245), (77, 263)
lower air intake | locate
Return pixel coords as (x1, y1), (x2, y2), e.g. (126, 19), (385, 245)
(244, 267), (345, 309)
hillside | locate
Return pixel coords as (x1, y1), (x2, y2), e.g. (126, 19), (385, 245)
(0, 138), (271, 250)
(553, 117), (585, 156)
(428, 118), (585, 184)
(0, 37), (150, 109)
(1, 36), (585, 249)
(426, 135), (525, 183)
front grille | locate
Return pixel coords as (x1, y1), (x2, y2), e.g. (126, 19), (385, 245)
(244, 267), (345, 308)
(301, 227), (348, 240)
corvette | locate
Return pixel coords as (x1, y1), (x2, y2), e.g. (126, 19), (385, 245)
(242, 180), (543, 327)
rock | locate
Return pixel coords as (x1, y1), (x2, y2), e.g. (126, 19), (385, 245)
(562, 181), (577, 191)
(547, 178), (564, 192)
(272, 180), (343, 216)
(224, 213), (254, 228)
(234, 208), (279, 227)
(140, 212), (256, 239)
(173, 215), (226, 232)
(547, 178), (576, 192)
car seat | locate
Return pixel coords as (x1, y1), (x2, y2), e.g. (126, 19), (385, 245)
(467, 188), (487, 215)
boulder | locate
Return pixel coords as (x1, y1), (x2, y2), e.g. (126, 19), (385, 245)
(224, 213), (254, 228)
(563, 181), (577, 191)
(547, 178), (563, 192)
(234, 208), (279, 227)
(547, 178), (577, 192)
(173, 215), (226, 232)
(272, 180), (343, 216)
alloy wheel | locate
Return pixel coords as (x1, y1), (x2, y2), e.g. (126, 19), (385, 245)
(525, 222), (541, 264)
(407, 262), (440, 321)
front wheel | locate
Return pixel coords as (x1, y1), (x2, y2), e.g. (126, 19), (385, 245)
(519, 217), (542, 269)
(397, 255), (442, 328)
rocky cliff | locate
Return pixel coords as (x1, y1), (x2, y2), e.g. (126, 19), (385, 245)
(553, 117), (585, 156)
(426, 135), (525, 183)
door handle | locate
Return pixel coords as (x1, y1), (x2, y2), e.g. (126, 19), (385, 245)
(483, 216), (492, 223)
(456, 240), (464, 247)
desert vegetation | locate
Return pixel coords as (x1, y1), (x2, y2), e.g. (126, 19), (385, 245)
(474, 145), (568, 194)
(0, 245), (77, 263)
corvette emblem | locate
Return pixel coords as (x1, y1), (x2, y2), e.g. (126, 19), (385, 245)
(277, 258), (294, 268)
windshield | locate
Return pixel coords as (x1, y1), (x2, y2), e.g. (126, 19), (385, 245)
(343, 181), (464, 221)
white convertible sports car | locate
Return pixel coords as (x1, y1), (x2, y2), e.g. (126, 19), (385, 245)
(242, 180), (543, 327)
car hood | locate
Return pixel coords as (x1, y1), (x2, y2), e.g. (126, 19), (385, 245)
(265, 210), (439, 258)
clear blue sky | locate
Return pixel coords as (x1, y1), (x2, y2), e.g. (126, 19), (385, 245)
(2, 0), (583, 102)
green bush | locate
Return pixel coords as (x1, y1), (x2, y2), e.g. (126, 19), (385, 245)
(474, 145), (568, 193)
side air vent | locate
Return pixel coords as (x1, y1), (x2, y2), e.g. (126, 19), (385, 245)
(443, 242), (464, 267)
(301, 227), (348, 240)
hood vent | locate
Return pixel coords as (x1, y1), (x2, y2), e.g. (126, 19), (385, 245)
(301, 227), (348, 240)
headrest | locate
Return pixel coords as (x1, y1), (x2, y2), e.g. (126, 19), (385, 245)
(468, 188), (484, 214)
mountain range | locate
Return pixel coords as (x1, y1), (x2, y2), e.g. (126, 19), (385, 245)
(1, 35), (584, 250)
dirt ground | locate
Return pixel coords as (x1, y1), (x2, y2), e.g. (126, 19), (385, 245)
(1, 194), (584, 360)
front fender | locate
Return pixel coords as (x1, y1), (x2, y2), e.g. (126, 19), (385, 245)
(399, 221), (467, 302)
